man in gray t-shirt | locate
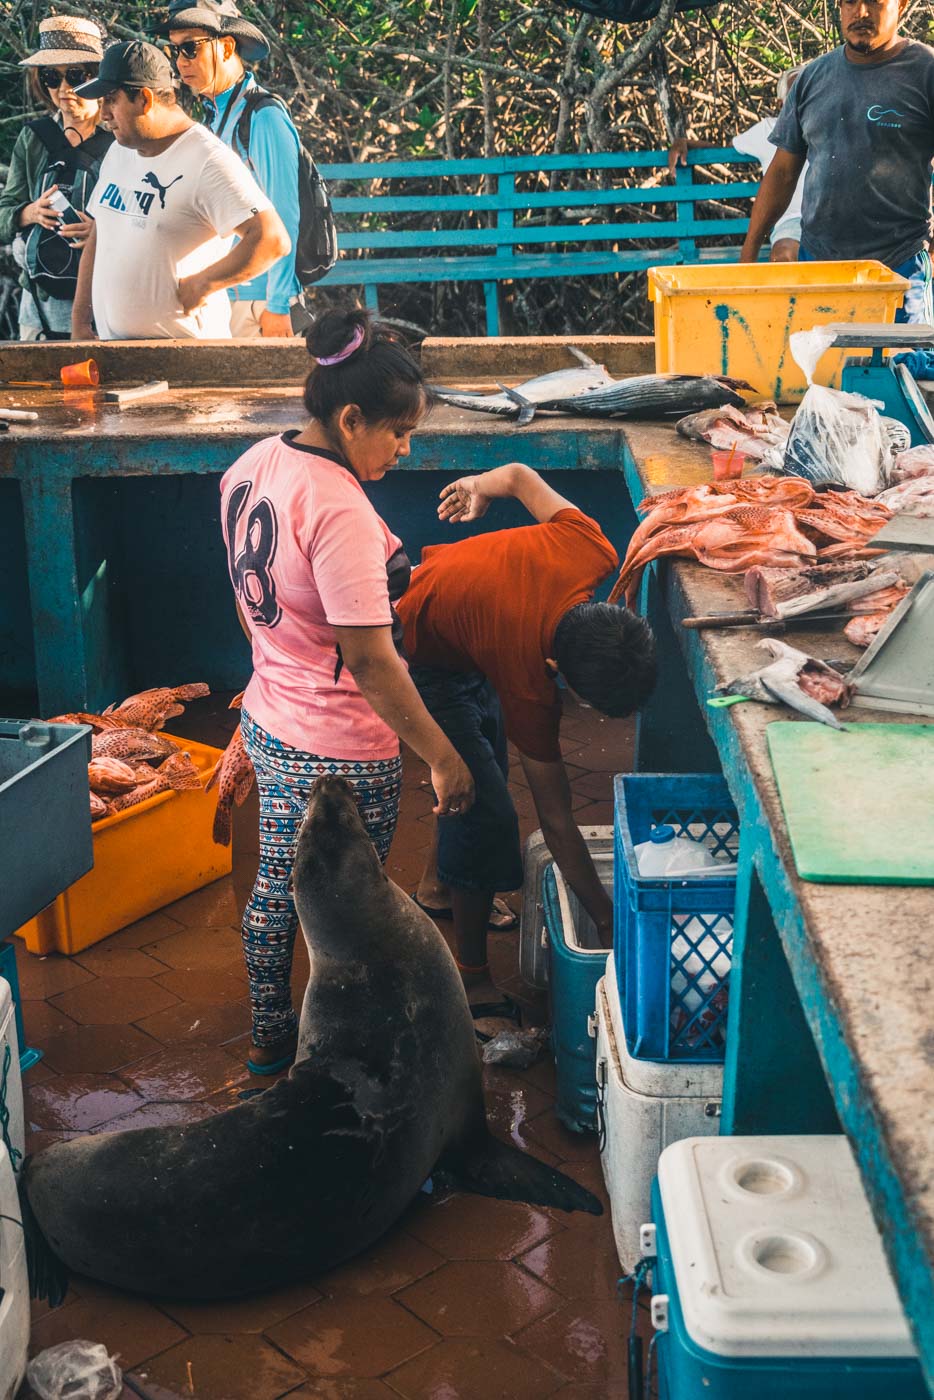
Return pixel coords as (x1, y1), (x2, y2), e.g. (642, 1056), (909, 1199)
(740, 0), (934, 323)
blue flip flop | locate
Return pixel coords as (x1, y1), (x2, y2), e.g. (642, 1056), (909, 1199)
(247, 1051), (295, 1075)
(247, 1037), (297, 1076)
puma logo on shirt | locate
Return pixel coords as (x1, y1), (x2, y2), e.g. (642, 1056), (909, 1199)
(141, 172), (184, 209)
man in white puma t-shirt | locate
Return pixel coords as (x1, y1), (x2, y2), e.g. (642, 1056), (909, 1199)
(72, 40), (289, 338)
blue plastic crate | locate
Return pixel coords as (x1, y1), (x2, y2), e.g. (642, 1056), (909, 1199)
(613, 773), (738, 1063)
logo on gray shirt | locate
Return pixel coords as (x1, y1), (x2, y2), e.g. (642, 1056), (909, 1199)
(867, 105), (904, 128)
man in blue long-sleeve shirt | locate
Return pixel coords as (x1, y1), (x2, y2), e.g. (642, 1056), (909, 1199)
(165, 0), (300, 336)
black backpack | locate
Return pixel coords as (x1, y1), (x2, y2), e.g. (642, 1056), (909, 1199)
(234, 87), (338, 290)
(25, 118), (112, 300)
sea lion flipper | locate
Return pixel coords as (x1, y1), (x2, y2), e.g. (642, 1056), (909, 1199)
(437, 1133), (603, 1216)
(18, 1171), (69, 1307)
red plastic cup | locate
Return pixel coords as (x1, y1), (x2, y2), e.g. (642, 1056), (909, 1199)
(60, 358), (100, 387)
(711, 445), (744, 481)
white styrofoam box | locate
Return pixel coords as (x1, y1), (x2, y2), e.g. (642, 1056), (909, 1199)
(0, 1144), (29, 1400)
(596, 958), (721, 1271)
(0, 979), (24, 1167)
(519, 826), (612, 988)
(656, 1135), (918, 1359)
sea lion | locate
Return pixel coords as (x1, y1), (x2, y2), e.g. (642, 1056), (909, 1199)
(22, 775), (600, 1301)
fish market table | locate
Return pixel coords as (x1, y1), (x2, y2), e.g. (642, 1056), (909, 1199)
(617, 420), (934, 1394)
(0, 336), (652, 717)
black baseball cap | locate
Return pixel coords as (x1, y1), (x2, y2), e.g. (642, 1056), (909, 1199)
(74, 39), (179, 97)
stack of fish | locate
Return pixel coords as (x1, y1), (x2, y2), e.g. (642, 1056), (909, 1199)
(49, 684), (209, 822)
(607, 476), (891, 607)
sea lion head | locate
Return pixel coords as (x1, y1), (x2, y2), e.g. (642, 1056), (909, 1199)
(292, 775), (384, 907)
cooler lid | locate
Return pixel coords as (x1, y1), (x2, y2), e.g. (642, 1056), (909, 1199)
(657, 1136), (917, 1358)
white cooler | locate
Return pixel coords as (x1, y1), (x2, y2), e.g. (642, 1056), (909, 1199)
(0, 978), (24, 1168)
(0, 1143), (28, 1400)
(594, 954), (721, 1270)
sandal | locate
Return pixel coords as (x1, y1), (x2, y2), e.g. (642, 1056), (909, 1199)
(412, 893), (519, 932)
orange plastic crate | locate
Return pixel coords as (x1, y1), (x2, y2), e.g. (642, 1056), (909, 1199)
(14, 735), (232, 956)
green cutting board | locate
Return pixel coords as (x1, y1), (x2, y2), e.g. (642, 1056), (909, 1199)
(766, 722), (934, 884)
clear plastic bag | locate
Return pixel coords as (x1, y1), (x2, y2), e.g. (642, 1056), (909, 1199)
(784, 382), (891, 495)
(784, 326), (893, 495)
(481, 1027), (548, 1068)
(26, 1340), (123, 1400)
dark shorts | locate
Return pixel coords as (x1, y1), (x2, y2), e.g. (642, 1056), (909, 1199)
(410, 666), (524, 894)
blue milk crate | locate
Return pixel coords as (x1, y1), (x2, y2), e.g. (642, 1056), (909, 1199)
(613, 773), (738, 1062)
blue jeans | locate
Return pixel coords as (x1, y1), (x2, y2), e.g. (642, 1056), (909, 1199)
(409, 667), (524, 894)
(798, 247), (933, 325)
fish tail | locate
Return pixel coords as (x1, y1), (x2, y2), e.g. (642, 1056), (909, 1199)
(229, 690), (245, 710)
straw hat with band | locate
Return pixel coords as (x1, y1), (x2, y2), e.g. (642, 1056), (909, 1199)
(161, 0), (269, 65)
(19, 15), (105, 69)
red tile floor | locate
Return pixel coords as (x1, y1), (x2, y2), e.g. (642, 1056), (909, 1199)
(16, 694), (652, 1400)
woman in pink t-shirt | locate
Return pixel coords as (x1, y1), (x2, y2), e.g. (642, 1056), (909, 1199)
(221, 310), (473, 1073)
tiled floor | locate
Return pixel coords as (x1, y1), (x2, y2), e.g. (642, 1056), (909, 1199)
(16, 693), (651, 1400)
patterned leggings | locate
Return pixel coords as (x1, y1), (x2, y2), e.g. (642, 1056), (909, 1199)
(240, 710), (403, 1045)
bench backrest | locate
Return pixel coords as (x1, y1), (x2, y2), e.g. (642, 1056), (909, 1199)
(317, 146), (761, 262)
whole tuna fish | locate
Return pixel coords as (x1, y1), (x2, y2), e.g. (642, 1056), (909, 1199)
(91, 728), (178, 763)
(434, 347), (753, 425)
(103, 683), (209, 732)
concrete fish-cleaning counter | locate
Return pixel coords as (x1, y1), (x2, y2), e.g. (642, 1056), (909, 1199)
(0, 336), (653, 716)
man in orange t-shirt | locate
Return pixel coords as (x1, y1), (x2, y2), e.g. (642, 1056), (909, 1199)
(397, 463), (657, 1006)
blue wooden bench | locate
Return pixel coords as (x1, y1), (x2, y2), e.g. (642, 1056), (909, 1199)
(317, 146), (759, 335)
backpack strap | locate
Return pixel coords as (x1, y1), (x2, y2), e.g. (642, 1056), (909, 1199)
(27, 117), (110, 176)
(234, 87), (290, 169)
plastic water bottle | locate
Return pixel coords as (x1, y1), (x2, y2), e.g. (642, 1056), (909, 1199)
(634, 824), (722, 877)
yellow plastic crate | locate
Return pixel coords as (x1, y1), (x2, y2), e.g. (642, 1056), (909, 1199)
(14, 735), (232, 956)
(649, 260), (909, 404)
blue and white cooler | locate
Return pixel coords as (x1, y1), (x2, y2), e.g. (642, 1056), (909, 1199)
(645, 1135), (926, 1398)
(543, 849), (613, 1133)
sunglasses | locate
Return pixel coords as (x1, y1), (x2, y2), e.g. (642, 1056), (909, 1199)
(166, 37), (217, 60)
(39, 65), (96, 89)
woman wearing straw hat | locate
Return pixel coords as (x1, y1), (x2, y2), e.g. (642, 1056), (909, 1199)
(0, 16), (112, 339)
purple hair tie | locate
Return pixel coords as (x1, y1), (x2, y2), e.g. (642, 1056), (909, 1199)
(314, 323), (365, 366)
